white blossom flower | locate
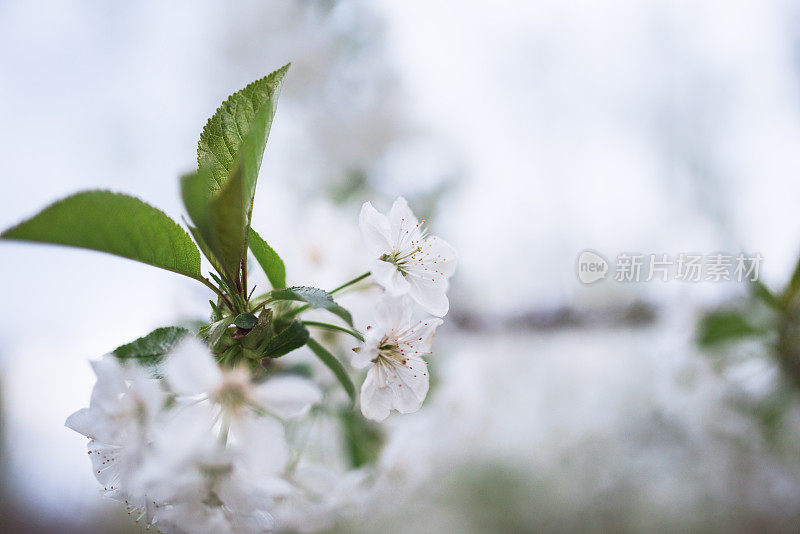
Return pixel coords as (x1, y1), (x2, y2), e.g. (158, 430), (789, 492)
(359, 197), (457, 317)
(163, 338), (321, 415)
(272, 463), (372, 533)
(65, 356), (164, 523)
(353, 297), (442, 421)
(161, 339), (321, 471)
(128, 339), (322, 533)
(137, 404), (294, 534)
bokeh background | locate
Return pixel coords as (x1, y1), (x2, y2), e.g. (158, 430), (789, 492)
(3, 0), (800, 532)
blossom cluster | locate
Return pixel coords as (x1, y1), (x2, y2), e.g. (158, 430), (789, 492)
(355, 197), (457, 421)
(65, 197), (456, 532)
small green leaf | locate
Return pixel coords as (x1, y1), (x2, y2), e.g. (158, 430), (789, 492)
(112, 327), (190, 366)
(306, 338), (356, 403)
(234, 312), (258, 329)
(1, 191), (202, 280)
(200, 316), (235, 352)
(198, 65), (289, 190)
(209, 300), (223, 321)
(249, 228), (286, 288)
(263, 320), (309, 358)
(697, 310), (765, 348)
(242, 309), (273, 350)
(271, 286), (354, 326)
(184, 65), (289, 281)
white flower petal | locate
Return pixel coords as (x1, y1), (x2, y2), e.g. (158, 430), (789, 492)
(252, 376), (321, 418)
(227, 508), (276, 534)
(359, 201), (392, 254)
(89, 357), (127, 411)
(163, 338), (223, 396)
(426, 235), (458, 277)
(400, 317), (443, 354)
(133, 403), (222, 504)
(230, 415), (288, 475)
(87, 440), (123, 489)
(350, 343), (376, 369)
(388, 197), (419, 242)
(374, 296), (413, 332)
(370, 259), (410, 296)
(65, 408), (100, 439)
(360, 366), (393, 421)
(390, 356), (430, 413)
(255, 475), (295, 497)
(408, 275), (450, 317)
(360, 358), (430, 420)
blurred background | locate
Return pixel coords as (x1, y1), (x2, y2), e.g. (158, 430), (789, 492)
(3, 0), (800, 531)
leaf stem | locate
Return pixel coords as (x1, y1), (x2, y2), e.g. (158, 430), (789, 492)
(306, 338), (356, 403)
(290, 272), (372, 318)
(302, 321), (365, 342)
(329, 272), (371, 295)
(199, 276), (235, 311)
(241, 259), (248, 300)
(250, 296), (273, 313)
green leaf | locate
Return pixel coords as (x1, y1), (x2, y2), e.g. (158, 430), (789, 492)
(234, 312), (258, 329)
(242, 309), (273, 350)
(112, 326), (190, 366)
(186, 223), (228, 280)
(209, 300), (223, 321)
(697, 310), (765, 348)
(263, 320), (310, 358)
(200, 316), (235, 352)
(283, 363), (314, 378)
(339, 408), (383, 468)
(198, 65), (289, 190)
(302, 320), (364, 342)
(184, 65), (289, 281)
(249, 228), (286, 288)
(787, 254), (800, 302)
(306, 338), (356, 403)
(181, 105), (272, 281)
(181, 167), (244, 282)
(271, 286), (354, 326)
(1, 191), (202, 280)
(752, 280), (783, 312)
